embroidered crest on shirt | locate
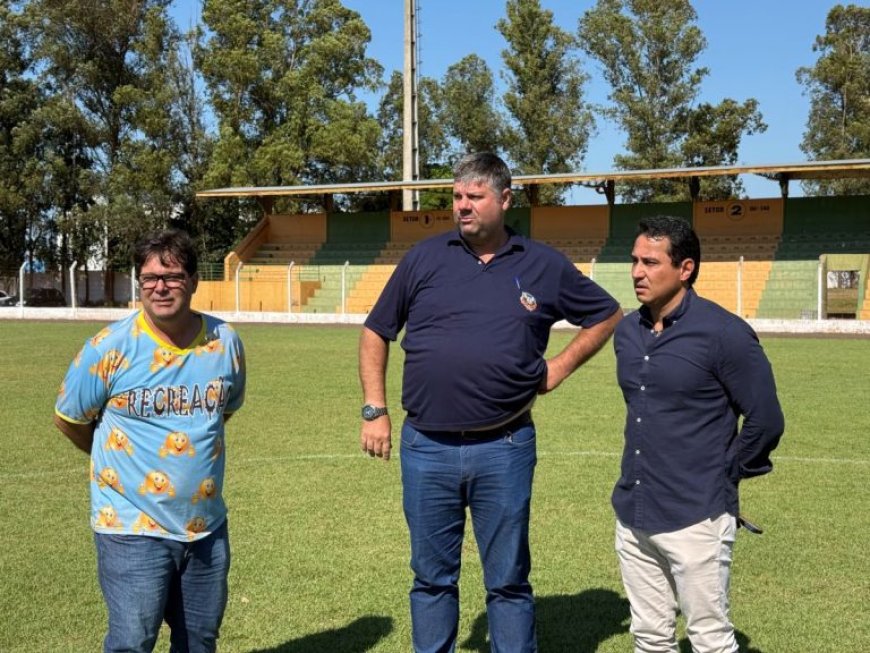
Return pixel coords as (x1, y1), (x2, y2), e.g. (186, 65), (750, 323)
(515, 276), (538, 312)
(519, 291), (538, 312)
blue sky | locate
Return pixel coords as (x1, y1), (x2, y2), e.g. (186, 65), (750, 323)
(175, 0), (845, 200)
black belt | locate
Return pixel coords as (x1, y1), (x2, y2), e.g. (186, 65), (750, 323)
(454, 411), (532, 440)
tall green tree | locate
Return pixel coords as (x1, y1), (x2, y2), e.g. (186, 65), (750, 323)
(29, 0), (189, 286)
(797, 4), (870, 196)
(373, 72), (451, 210)
(196, 0), (382, 212)
(579, 0), (766, 201)
(0, 0), (42, 275)
(162, 31), (246, 270)
(498, 0), (593, 205)
(441, 54), (504, 155)
(376, 71), (449, 182)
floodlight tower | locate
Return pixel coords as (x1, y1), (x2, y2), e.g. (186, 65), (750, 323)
(402, 0), (420, 211)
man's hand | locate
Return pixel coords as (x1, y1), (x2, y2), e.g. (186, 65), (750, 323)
(360, 415), (392, 461)
(539, 309), (622, 394)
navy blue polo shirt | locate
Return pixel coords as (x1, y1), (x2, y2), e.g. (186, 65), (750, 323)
(365, 228), (620, 431)
(612, 289), (785, 534)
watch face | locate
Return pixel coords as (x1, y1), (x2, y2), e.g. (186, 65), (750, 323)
(362, 405), (386, 420)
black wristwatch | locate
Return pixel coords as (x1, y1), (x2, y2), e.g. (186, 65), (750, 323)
(361, 404), (389, 421)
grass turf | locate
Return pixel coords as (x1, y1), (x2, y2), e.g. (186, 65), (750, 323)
(0, 321), (868, 652)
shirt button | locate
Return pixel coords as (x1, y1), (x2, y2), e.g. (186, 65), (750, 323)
(640, 385), (645, 391)
(635, 480), (641, 485)
(635, 449), (640, 455)
(643, 355), (649, 361)
(636, 417), (641, 423)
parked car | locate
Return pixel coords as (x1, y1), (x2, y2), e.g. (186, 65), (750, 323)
(16, 287), (67, 307)
(0, 290), (14, 306)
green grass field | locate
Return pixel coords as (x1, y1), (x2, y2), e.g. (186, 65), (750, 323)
(1, 321), (868, 652)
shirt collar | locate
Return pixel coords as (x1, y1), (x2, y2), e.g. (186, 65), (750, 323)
(447, 225), (526, 257)
(637, 287), (695, 330)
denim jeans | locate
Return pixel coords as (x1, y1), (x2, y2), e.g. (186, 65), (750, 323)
(94, 520), (230, 653)
(400, 420), (538, 653)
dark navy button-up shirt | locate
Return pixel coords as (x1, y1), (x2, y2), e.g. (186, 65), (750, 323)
(365, 228), (620, 431)
(612, 289), (784, 534)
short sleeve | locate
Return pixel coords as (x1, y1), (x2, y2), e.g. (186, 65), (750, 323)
(364, 254), (414, 341)
(557, 260), (621, 328)
(225, 330), (246, 414)
(55, 341), (111, 424)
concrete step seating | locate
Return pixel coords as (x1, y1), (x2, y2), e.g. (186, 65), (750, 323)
(544, 238), (606, 262)
(309, 241), (387, 265)
(248, 241), (321, 265)
(756, 260), (819, 319)
(345, 265), (397, 314)
(302, 265), (371, 313)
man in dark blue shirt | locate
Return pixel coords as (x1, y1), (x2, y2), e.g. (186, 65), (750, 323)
(360, 152), (621, 653)
(612, 216), (784, 653)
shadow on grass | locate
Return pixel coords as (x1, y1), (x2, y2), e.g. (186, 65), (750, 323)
(460, 588), (630, 652)
(246, 615), (393, 653)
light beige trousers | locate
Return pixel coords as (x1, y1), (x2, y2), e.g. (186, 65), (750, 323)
(615, 514), (739, 653)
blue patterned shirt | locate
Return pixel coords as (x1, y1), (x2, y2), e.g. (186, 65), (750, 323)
(56, 311), (245, 542)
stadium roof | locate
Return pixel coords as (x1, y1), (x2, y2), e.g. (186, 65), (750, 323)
(196, 159), (870, 200)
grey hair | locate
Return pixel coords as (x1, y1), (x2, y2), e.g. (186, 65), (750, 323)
(453, 152), (512, 195)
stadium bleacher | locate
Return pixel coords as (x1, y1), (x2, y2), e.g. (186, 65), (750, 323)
(197, 195), (869, 319)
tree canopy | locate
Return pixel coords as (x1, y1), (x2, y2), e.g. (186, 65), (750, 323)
(797, 3), (870, 195)
(579, 0), (766, 201)
(0, 0), (864, 284)
(499, 0), (593, 204)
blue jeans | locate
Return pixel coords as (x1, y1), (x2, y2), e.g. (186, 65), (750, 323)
(400, 420), (538, 653)
(94, 520), (230, 653)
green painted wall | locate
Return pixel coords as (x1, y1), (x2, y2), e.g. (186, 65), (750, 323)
(327, 211), (390, 242)
(783, 196), (870, 235)
(506, 207), (531, 236)
(610, 202), (693, 239)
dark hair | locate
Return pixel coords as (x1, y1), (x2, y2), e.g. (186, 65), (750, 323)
(453, 152), (512, 195)
(637, 216), (701, 287)
(133, 229), (198, 277)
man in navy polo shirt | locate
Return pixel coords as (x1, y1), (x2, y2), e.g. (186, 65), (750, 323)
(359, 152), (621, 652)
(612, 216), (784, 652)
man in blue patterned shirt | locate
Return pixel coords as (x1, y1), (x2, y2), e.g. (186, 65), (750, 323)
(612, 216), (784, 653)
(55, 229), (245, 653)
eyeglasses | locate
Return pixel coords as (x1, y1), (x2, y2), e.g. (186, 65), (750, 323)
(138, 273), (188, 290)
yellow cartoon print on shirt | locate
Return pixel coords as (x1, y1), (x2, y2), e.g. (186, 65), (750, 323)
(89, 349), (130, 384)
(132, 512), (166, 534)
(150, 347), (184, 373)
(185, 516), (208, 540)
(139, 471), (175, 498)
(94, 506), (123, 529)
(96, 467), (124, 493)
(210, 436), (224, 462)
(195, 338), (224, 356)
(90, 327), (112, 347)
(105, 427), (134, 455)
(109, 393), (129, 411)
(205, 378), (224, 407)
(191, 477), (217, 504)
(159, 431), (195, 457)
